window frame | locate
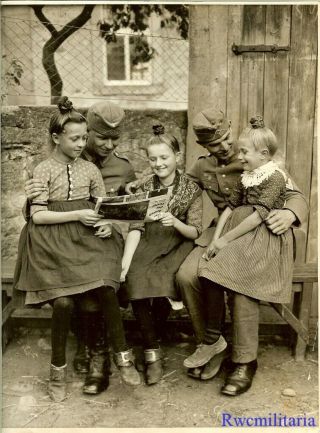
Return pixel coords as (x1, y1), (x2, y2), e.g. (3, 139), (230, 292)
(103, 28), (153, 86)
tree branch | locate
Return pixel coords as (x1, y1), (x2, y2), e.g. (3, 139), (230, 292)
(32, 5), (95, 103)
(32, 6), (57, 36)
(53, 5), (95, 48)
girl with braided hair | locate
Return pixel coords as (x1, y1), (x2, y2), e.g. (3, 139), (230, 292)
(13, 97), (140, 402)
(184, 116), (295, 396)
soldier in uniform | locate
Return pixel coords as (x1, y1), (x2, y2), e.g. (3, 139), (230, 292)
(175, 108), (308, 393)
(24, 100), (137, 394)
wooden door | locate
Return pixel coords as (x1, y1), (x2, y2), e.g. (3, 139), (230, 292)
(187, 4), (317, 262)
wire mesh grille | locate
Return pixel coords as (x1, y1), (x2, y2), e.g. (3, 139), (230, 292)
(2, 15), (189, 108)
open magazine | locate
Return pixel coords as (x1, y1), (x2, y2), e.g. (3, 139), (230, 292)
(94, 187), (172, 223)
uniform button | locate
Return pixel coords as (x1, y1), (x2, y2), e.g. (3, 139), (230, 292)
(225, 187), (229, 191)
(110, 188), (115, 193)
(221, 164), (225, 168)
(69, 190), (73, 195)
(222, 174), (226, 178)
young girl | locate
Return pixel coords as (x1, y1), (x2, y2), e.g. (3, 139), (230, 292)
(184, 116), (294, 396)
(121, 125), (203, 385)
(13, 97), (140, 402)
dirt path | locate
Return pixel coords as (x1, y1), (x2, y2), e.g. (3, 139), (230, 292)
(2, 328), (318, 429)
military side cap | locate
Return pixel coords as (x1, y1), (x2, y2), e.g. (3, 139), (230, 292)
(87, 101), (125, 137)
(193, 108), (230, 144)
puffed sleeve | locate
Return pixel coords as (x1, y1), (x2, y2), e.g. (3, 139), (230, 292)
(253, 171), (287, 220)
(30, 163), (50, 216)
(228, 178), (244, 209)
(186, 194), (203, 235)
(90, 164), (106, 197)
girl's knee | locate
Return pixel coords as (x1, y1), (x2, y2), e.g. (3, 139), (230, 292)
(53, 297), (75, 311)
(78, 297), (100, 313)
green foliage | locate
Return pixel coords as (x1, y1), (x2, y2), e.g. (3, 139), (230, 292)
(98, 5), (189, 64)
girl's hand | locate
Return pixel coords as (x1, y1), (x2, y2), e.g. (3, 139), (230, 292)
(159, 212), (177, 228)
(120, 257), (131, 282)
(95, 224), (112, 238)
(202, 241), (218, 260)
(202, 237), (229, 260)
(77, 209), (102, 226)
(25, 178), (46, 200)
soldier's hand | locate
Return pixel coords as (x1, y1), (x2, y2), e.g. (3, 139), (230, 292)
(25, 178), (46, 200)
(125, 181), (138, 194)
(95, 224), (112, 238)
(265, 209), (296, 235)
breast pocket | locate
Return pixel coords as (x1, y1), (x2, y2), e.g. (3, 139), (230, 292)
(202, 177), (219, 193)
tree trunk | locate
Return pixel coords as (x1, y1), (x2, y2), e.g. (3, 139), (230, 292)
(32, 5), (95, 104)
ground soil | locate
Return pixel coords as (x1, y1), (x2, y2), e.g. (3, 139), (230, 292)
(2, 327), (318, 429)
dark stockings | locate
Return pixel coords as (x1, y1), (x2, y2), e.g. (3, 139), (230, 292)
(152, 297), (172, 340)
(51, 286), (127, 367)
(199, 277), (226, 345)
(76, 293), (106, 349)
(51, 297), (75, 367)
(131, 298), (171, 349)
(92, 286), (128, 354)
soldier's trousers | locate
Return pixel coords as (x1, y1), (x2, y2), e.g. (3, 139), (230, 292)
(176, 245), (260, 363)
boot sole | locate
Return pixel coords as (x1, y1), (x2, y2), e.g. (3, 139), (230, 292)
(200, 350), (226, 380)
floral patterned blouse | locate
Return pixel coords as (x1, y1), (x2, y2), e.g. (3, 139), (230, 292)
(228, 162), (287, 220)
(31, 156), (106, 216)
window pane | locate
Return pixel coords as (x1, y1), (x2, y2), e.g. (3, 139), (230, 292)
(107, 37), (125, 80)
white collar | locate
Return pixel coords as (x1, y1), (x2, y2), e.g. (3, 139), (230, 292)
(241, 161), (287, 188)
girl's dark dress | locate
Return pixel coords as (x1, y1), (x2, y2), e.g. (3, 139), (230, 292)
(198, 162), (294, 303)
(125, 171), (203, 301)
(13, 156), (123, 304)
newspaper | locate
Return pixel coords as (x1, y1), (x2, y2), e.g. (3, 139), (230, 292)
(94, 187), (172, 223)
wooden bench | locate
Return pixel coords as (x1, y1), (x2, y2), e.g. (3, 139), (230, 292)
(271, 263), (317, 361)
(2, 259), (317, 359)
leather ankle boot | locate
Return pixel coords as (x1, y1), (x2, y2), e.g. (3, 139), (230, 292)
(221, 359), (258, 396)
(114, 349), (141, 386)
(144, 348), (163, 385)
(83, 349), (110, 395)
(48, 363), (67, 402)
(73, 342), (90, 374)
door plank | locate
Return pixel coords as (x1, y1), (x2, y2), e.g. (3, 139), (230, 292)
(264, 5), (291, 159)
(227, 5), (243, 139)
(187, 5), (211, 168)
(286, 5), (317, 201)
(240, 5), (266, 132)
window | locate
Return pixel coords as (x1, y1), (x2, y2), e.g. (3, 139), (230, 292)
(104, 30), (153, 85)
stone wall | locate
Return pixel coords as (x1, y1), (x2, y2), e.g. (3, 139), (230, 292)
(1, 106), (187, 265)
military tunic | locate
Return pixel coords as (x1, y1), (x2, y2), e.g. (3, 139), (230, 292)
(82, 150), (136, 197)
